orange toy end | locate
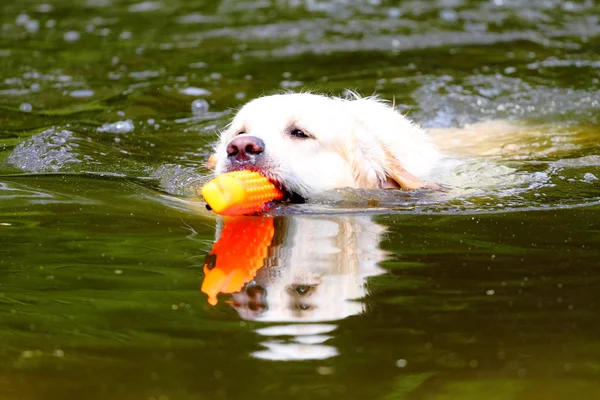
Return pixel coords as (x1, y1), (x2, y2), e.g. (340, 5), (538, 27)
(201, 217), (276, 305)
(200, 171), (284, 216)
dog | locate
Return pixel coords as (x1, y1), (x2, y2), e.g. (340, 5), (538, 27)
(207, 92), (443, 201)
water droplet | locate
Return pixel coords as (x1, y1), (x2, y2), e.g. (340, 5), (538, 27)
(15, 13), (30, 25)
(179, 87), (211, 96)
(25, 19), (40, 33)
(191, 99), (209, 115)
(70, 89), (94, 98)
(280, 80), (303, 89)
(189, 61), (207, 69)
(97, 120), (135, 134)
(19, 103), (33, 113)
(440, 9), (458, 22)
(64, 31), (81, 42)
(37, 4), (54, 12)
(388, 8), (402, 18)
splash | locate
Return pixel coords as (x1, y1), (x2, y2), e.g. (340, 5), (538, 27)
(7, 128), (81, 173)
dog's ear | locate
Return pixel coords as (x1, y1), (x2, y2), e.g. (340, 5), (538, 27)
(343, 96), (439, 191)
(343, 137), (428, 191)
(205, 154), (217, 170)
(380, 145), (429, 190)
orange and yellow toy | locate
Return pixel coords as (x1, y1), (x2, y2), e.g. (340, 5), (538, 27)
(200, 170), (284, 216)
(201, 217), (275, 305)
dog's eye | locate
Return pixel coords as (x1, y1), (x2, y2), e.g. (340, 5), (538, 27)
(289, 128), (310, 139)
(294, 303), (314, 311)
(291, 284), (316, 296)
(234, 131), (246, 137)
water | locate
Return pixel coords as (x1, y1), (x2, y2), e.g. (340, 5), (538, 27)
(1, 0), (600, 399)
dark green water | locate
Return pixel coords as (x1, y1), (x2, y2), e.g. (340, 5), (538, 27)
(1, 1), (600, 399)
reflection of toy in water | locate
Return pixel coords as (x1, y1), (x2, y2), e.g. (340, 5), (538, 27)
(201, 217), (275, 305)
(200, 171), (283, 216)
(199, 215), (388, 361)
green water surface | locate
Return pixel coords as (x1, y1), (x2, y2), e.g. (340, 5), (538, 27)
(1, 1), (600, 399)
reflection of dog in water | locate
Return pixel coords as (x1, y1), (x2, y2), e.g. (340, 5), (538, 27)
(201, 215), (387, 360)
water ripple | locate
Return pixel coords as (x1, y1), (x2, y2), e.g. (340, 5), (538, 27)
(7, 128), (81, 173)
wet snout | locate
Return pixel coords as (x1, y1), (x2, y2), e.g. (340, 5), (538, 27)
(227, 135), (265, 165)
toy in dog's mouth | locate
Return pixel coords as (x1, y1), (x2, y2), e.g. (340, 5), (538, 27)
(223, 164), (306, 204)
(201, 168), (305, 216)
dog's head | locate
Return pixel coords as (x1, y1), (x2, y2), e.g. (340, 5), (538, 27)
(208, 93), (438, 199)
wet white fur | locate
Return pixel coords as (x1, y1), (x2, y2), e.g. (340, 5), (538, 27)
(214, 92), (441, 198)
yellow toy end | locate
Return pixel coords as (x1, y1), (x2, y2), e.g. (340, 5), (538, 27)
(200, 170), (284, 216)
(201, 174), (247, 215)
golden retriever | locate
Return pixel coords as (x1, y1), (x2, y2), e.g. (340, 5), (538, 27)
(207, 92), (443, 201)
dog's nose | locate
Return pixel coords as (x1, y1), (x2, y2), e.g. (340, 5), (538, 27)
(226, 136), (265, 161)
